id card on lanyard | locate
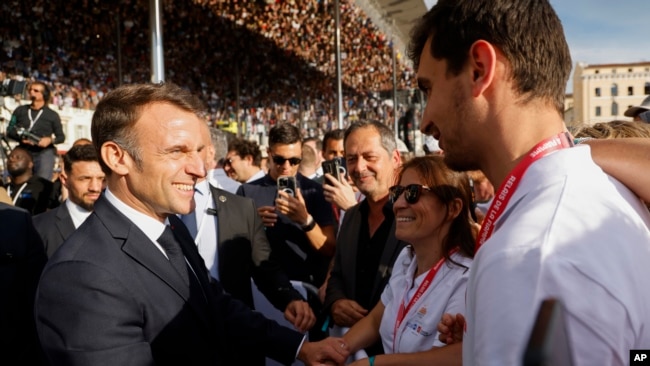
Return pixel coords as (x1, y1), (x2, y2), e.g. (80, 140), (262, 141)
(475, 132), (573, 252)
(392, 247), (459, 353)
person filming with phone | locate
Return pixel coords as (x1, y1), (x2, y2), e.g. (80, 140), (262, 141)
(237, 123), (337, 296)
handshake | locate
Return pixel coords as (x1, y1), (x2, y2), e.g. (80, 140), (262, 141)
(16, 127), (41, 144)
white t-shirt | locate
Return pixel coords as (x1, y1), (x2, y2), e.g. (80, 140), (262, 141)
(463, 146), (650, 366)
(379, 247), (472, 354)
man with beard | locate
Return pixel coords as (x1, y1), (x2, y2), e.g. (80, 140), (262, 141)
(5, 146), (54, 215)
(7, 81), (65, 180)
(33, 144), (105, 257)
(410, 1), (650, 364)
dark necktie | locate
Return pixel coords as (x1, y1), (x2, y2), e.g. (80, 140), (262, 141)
(157, 225), (190, 286)
(180, 211), (198, 240)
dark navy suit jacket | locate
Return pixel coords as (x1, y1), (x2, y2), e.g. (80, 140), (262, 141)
(35, 195), (303, 365)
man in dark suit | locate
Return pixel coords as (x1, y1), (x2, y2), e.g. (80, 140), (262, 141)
(33, 144), (105, 257)
(0, 202), (47, 365)
(181, 125), (316, 365)
(323, 121), (406, 357)
(34, 83), (349, 365)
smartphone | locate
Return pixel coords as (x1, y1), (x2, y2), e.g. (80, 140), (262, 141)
(277, 175), (297, 197)
(322, 157), (347, 183)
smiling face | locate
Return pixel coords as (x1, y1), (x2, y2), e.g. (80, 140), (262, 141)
(111, 102), (206, 221)
(224, 151), (249, 182)
(393, 167), (450, 247)
(417, 37), (481, 172)
(345, 126), (400, 202)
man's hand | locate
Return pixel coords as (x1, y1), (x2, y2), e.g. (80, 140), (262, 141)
(298, 337), (349, 366)
(331, 299), (368, 327)
(437, 313), (466, 345)
(322, 173), (357, 211)
(284, 300), (316, 333)
(276, 189), (310, 225)
(257, 206), (278, 227)
(38, 136), (53, 148)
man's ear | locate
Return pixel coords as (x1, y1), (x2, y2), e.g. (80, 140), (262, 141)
(59, 172), (68, 188)
(468, 40), (497, 98)
(100, 141), (130, 176)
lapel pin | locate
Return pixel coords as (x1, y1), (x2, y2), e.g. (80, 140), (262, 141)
(218, 195), (227, 202)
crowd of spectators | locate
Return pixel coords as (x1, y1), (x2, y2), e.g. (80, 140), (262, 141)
(0, 0), (416, 132)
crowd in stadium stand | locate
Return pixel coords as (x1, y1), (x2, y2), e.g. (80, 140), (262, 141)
(0, 0), (416, 132)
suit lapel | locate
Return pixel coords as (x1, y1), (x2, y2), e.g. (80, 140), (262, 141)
(209, 185), (230, 251)
(93, 198), (211, 326)
(56, 205), (76, 242)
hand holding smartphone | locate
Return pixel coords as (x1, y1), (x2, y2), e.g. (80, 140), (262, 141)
(321, 157), (347, 184)
(277, 175), (297, 197)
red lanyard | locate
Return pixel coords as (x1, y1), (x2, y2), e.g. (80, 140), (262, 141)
(475, 132), (572, 252)
(393, 247), (459, 352)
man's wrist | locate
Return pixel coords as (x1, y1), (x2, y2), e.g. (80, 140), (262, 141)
(301, 215), (316, 231)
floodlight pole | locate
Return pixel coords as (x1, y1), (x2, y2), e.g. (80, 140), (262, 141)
(335, 0), (344, 129)
(392, 38), (398, 141)
(150, 0), (165, 83)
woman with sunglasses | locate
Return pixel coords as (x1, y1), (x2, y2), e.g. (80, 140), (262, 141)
(341, 155), (475, 365)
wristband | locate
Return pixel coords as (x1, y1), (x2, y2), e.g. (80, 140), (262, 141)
(301, 215), (316, 232)
(368, 356), (375, 366)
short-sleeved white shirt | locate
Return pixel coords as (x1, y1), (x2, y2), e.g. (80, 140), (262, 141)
(379, 247), (472, 354)
(463, 146), (650, 366)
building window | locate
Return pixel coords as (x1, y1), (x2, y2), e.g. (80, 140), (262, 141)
(595, 106), (601, 116)
(595, 87), (601, 97)
(628, 86), (634, 96)
(611, 102), (618, 116)
(612, 69), (617, 74)
(628, 68), (633, 72)
(611, 84), (618, 97)
(646, 82), (650, 95)
(595, 70), (600, 74)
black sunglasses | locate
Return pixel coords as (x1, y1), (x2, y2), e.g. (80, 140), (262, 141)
(271, 155), (302, 166)
(389, 184), (432, 204)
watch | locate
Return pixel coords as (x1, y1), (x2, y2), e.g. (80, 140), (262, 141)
(301, 215), (316, 232)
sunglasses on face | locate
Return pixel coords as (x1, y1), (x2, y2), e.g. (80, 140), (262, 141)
(389, 184), (432, 204)
(271, 155), (302, 166)
(29, 88), (43, 93)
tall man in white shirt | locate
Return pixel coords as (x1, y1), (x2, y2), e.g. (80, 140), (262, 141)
(410, 1), (650, 365)
(33, 144), (105, 257)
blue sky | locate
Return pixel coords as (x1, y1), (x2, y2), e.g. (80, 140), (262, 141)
(553, 0), (649, 66)
(423, 0), (650, 91)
